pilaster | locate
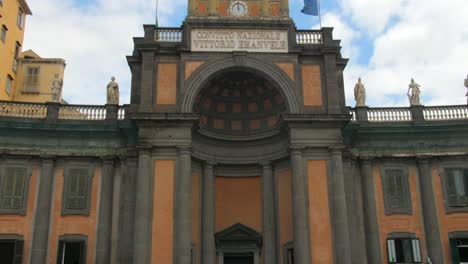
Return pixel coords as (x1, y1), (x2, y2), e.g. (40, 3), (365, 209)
(261, 162), (277, 264)
(201, 161), (216, 264)
(96, 158), (115, 264)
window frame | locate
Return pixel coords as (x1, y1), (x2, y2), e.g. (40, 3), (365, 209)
(0, 161), (32, 215)
(380, 165), (412, 215)
(56, 234), (87, 264)
(5, 74), (13, 95)
(17, 9), (24, 29)
(282, 241), (294, 264)
(0, 234), (24, 264)
(61, 163), (95, 216)
(439, 163), (468, 213)
(23, 66), (40, 93)
(387, 232), (422, 264)
(1, 25), (7, 43)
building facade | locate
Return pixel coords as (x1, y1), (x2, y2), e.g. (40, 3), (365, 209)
(0, 1), (468, 263)
(0, 0), (32, 100)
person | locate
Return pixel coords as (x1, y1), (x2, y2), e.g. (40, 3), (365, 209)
(354, 77), (366, 106)
(407, 78), (421, 106)
(51, 74), (63, 102)
(106, 76), (119, 105)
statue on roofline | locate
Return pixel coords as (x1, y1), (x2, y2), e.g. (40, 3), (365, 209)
(407, 78), (421, 106)
(464, 75), (468, 105)
(354, 77), (366, 107)
(51, 74), (63, 102)
(106, 76), (119, 105)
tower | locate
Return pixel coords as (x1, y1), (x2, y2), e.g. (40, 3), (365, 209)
(188, 0), (289, 18)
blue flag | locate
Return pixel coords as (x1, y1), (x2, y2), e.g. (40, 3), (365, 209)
(302, 0), (319, 16)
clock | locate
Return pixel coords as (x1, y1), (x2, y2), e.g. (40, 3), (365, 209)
(229, 1), (248, 17)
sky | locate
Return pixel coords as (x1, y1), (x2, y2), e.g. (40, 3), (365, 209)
(23, 0), (468, 107)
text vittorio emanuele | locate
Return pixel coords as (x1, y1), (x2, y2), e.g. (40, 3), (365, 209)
(192, 29), (288, 52)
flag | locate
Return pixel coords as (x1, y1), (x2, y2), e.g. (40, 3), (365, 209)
(155, 0), (159, 28)
(302, 0), (319, 16)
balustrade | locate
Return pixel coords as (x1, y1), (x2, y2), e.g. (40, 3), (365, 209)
(424, 105), (468, 121)
(296, 30), (323, 45)
(0, 101), (47, 118)
(367, 107), (412, 122)
(155, 28), (183, 42)
(58, 105), (107, 120)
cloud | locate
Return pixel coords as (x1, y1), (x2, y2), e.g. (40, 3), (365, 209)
(23, 0), (186, 104)
(343, 0), (468, 107)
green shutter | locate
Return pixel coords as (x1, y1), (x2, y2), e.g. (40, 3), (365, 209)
(446, 169), (460, 206)
(67, 169), (88, 210)
(13, 239), (24, 264)
(56, 241), (65, 264)
(463, 169), (468, 198)
(387, 239), (396, 263)
(385, 169), (405, 209)
(450, 238), (461, 264)
(0, 171), (4, 207)
(1, 167), (26, 209)
(411, 239), (422, 262)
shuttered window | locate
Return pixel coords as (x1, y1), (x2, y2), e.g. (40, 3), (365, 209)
(62, 165), (94, 216)
(445, 168), (468, 207)
(387, 238), (421, 263)
(0, 167), (27, 210)
(66, 169), (88, 210)
(382, 167), (412, 214)
(23, 67), (40, 93)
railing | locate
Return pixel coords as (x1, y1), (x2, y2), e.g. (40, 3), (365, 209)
(58, 105), (107, 120)
(296, 30), (323, 45)
(424, 105), (468, 121)
(155, 28), (183, 42)
(367, 107), (413, 122)
(118, 107), (126, 120)
(0, 101), (47, 118)
(153, 27), (325, 45)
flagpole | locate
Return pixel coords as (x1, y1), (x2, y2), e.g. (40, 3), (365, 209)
(155, 0), (159, 27)
(318, 0), (322, 29)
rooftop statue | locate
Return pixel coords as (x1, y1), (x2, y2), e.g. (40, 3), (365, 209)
(107, 76), (119, 105)
(407, 78), (421, 106)
(51, 74), (63, 102)
(354, 77), (366, 107)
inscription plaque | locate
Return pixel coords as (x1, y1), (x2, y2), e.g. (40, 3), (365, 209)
(191, 29), (289, 53)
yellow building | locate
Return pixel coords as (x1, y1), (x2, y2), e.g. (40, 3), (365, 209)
(14, 49), (66, 102)
(0, 0), (32, 100)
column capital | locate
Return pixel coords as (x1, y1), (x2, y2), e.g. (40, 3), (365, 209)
(289, 146), (304, 154)
(40, 156), (56, 164)
(137, 146), (152, 155)
(102, 158), (115, 166)
(178, 146), (192, 155)
(416, 156), (432, 164)
(260, 161), (273, 168)
(360, 156), (375, 165)
(329, 146), (345, 155)
(204, 160), (217, 167)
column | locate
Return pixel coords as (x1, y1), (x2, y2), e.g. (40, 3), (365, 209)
(261, 0), (269, 16)
(188, 0), (196, 15)
(261, 162), (277, 264)
(30, 158), (55, 264)
(133, 149), (152, 264)
(208, 0), (217, 16)
(96, 159), (114, 264)
(360, 158), (382, 263)
(175, 147), (192, 264)
(330, 148), (352, 263)
(290, 148), (311, 264)
(201, 161), (216, 264)
(280, 0), (289, 16)
(417, 157), (444, 263)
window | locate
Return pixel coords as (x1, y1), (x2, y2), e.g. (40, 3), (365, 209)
(387, 238), (422, 263)
(1, 25), (6, 43)
(62, 165), (94, 216)
(450, 238), (468, 264)
(283, 242), (294, 264)
(56, 235), (86, 264)
(13, 42), (20, 72)
(0, 165), (30, 215)
(5, 75), (12, 95)
(381, 166), (412, 214)
(0, 236), (24, 264)
(445, 168), (468, 207)
(23, 67), (40, 92)
(17, 9), (24, 29)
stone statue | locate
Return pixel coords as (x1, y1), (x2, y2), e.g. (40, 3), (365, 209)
(407, 78), (421, 106)
(51, 74), (63, 102)
(465, 75), (468, 104)
(106, 76), (119, 105)
(354, 77), (366, 107)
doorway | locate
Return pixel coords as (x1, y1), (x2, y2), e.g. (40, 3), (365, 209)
(57, 240), (86, 264)
(224, 253), (254, 264)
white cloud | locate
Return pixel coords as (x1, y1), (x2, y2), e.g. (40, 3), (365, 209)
(23, 0), (186, 104)
(343, 0), (468, 107)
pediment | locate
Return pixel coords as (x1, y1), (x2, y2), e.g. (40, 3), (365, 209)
(215, 223), (262, 247)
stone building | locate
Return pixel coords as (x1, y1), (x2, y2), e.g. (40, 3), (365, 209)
(0, 0), (468, 263)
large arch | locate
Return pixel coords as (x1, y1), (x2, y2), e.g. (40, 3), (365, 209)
(181, 56), (300, 113)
